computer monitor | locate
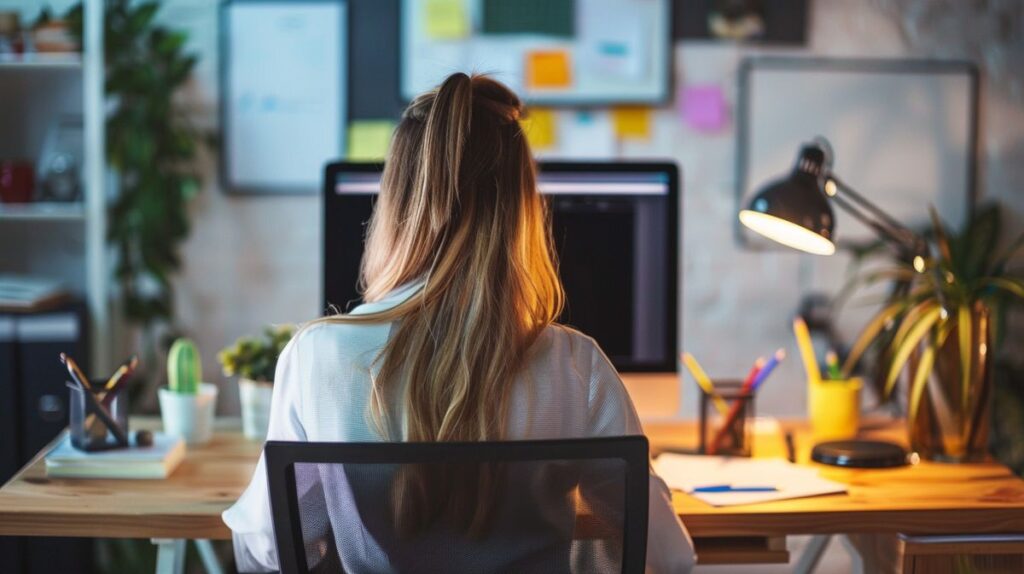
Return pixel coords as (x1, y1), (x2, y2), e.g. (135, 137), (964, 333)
(323, 161), (679, 372)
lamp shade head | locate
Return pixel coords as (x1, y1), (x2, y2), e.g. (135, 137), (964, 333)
(739, 145), (836, 255)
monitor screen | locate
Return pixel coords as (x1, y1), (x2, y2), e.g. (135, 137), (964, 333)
(323, 162), (679, 372)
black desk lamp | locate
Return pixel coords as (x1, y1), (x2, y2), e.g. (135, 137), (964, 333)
(738, 137), (927, 468)
(739, 137), (927, 264)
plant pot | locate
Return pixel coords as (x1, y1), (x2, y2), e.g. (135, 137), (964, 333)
(158, 383), (218, 445)
(238, 378), (273, 440)
(907, 303), (992, 462)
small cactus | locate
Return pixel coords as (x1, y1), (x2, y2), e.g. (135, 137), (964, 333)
(168, 338), (202, 394)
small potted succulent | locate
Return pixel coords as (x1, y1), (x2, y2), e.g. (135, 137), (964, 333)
(158, 338), (218, 445)
(219, 325), (294, 440)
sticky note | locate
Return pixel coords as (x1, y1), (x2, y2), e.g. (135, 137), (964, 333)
(347, 120), (396, 161)
(519, 108), (557, 150)
(526, 50), (572, 89)
(612, 106), (651, 140)
(681, 85), (729, 132)
(424, 0), (469, 40)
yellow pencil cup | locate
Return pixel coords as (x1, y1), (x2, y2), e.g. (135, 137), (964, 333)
(809, 378), (863, 441)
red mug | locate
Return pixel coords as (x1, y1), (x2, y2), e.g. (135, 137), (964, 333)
(0, 160), (35, 203)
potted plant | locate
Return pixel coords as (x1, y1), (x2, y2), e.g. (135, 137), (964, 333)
(219, 325), (295, 440)
(158, 338), (217, 445)
(844, 205), (1024, 462)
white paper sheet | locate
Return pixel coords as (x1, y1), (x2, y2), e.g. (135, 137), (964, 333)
(653, 453), (847, 507)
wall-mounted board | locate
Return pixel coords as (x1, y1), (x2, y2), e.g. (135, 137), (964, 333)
(736, 57), (978, 248)
(220, 0), (347, 194)
(400, 0), (672, 105)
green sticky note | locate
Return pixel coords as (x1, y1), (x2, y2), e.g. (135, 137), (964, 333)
(424, 0), (469, 40)
(347, 121), (396, 161)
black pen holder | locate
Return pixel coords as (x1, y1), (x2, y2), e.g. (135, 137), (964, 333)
(69, 383), (128, 451)
(698, 380), (755, 457)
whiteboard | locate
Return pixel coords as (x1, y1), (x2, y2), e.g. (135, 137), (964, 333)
(400, 0), (671, 105)
(737, 58), (977, 247)
(221, 1), (346, 194)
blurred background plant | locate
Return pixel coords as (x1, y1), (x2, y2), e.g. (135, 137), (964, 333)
(66, 0), (207, 407)
(219, 325), (296, 383)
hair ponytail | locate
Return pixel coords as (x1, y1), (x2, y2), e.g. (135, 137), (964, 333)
(418, 73), (473, 232)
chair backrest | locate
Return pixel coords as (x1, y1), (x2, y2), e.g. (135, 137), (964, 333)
(265, 436), (649, 574)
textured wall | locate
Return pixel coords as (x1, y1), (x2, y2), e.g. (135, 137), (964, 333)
(148, 0), (1024, 417)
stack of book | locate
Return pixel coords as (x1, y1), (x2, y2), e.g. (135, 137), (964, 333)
(45, 433), (186, 479)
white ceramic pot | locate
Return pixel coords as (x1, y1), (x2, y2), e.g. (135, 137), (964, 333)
(239, 378), (274, 440)
(158, 383), (218, 445)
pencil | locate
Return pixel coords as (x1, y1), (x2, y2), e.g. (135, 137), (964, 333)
(682, 352), (729, 416)
(750, 349), (786, 392)
(793, 317), (821, 386)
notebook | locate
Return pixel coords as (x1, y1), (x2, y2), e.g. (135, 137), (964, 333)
(654, 453), (847, 507)
(45, 433), (186, 479)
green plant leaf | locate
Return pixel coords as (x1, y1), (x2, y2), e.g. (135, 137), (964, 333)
(958, 305), (972, 410)
(842, 300), (906, 376)
(884, 306), (942, 398)
(908, 339), (936, 426)
(981, 277), (1024, 300)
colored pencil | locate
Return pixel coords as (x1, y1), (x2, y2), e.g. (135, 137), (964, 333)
(793, 316), (821, 386)
(682, 352), (729, 416)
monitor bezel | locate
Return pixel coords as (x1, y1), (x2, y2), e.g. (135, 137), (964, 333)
(322, 160), (680, 373)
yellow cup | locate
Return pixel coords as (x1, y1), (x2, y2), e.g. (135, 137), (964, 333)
(809, 378), (862, 441)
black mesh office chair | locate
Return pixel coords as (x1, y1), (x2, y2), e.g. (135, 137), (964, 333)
(264, 436), (650, 574)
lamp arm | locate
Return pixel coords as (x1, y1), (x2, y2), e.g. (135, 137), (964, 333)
(828, 175), (925, 255)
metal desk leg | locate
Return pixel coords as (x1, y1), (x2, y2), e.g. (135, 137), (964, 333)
(794, 535), (832, 574)
(152, 538), (186, 574)
(195, 539), (225, 574)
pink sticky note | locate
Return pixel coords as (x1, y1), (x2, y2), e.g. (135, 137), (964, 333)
(680, 85), (729, 132)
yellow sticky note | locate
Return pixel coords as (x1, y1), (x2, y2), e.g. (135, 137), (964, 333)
(347, 120), (396, 161)
(526, 50), (572, 89)
(612, 106), (651, 140)
(519, 108), (557, 150)
(424, 0), (469, 40)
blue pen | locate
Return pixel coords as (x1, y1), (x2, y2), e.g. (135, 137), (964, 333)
(692, 485), (778, 493)
(750, 349), (786, 392)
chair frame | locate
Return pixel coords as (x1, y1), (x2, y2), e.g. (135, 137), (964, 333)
(265, 436), (650, 574)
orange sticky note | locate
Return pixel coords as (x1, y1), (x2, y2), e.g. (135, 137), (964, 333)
(519, 108), (557, 150)
(612, 106), (651, 140)
(526, 50), (572, 89)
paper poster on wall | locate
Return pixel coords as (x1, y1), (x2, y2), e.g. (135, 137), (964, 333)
(220, 1), (346, 194)
(401, 0), (671, 105)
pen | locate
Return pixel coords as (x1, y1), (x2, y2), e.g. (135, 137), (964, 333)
(793, 317), (821, 386)
(692, 485), (778, 493)
(750, 349), (786, 393)
(60, 353), (129, 447)
(785, 429), (796, 463)
(825, 350), (842, 380)
(708, 356), (769, 455)
(682, 352), (729, 417)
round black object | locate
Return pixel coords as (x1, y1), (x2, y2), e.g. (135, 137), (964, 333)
(811, 440), (909, 468)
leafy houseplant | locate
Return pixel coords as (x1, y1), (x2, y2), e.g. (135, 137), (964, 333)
(158, 338), (217, 444)
(844, 205), (1024, 462)
(67, 1), (205, 405)
(219, 325), (295, 439)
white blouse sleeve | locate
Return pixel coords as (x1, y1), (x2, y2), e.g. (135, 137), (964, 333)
(586, 341), (696, 574)
(222, 335), (308, 573)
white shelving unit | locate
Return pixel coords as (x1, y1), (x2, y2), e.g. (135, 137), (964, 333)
(0, 0), (109, 373)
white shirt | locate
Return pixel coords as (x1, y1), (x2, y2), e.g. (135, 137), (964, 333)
(223, 281), (696, 573)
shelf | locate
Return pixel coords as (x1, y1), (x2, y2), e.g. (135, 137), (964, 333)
(0, 202), (85, 221)
(0, 53), (82, 70)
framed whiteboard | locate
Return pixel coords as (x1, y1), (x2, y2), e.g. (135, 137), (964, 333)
(736, 57), (979, 248)
(220, 0), (347, 194)
(400, 0), (672, 105)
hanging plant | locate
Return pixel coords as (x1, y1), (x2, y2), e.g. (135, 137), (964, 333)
(67, 0), (203, 329)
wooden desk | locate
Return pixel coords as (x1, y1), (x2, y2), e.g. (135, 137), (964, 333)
(1, 417), (1023, 570)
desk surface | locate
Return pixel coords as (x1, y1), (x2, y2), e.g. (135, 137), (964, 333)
(1, 417), (1023, 540)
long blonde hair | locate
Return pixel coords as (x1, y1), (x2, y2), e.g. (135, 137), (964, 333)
(317, 73), (564, 534)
